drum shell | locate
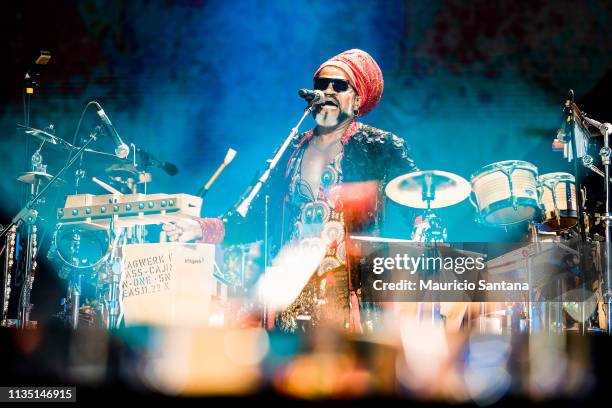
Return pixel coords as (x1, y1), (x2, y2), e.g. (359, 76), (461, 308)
(470, 160), (540, 226)
(539, 172), (577, 231)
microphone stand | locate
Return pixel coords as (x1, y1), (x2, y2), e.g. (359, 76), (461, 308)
(582, 155), (612, 183)
(231, 101), (318, 329)
(0, 127), (100, 329)
(582, 114), (612, 334)
(234, 103), (317, 217)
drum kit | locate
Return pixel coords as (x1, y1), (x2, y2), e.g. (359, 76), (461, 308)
(382, 95), (612, 333)
(384, 164), (597, 333)
(385, 162), (578, 238)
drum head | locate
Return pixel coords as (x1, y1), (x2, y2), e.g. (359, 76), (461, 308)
(540, 172), (575, 188)
(484, 205), (538, 225)
(471, 160), (537, 181)
(55, 223), (109, 269)
(543, 214), (578, 231)
(482, 197), (540, 226)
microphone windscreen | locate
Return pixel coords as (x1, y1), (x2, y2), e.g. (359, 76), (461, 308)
(162, 162), (179, 176)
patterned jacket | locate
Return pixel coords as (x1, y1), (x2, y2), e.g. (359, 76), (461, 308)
(220, 121), (419, 289)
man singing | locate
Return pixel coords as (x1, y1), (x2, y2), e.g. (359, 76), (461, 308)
(165, 49), (418, 332)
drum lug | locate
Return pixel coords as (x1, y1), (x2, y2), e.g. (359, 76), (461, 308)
(511, 196), (518, 210)
(468, 191), (478, 209)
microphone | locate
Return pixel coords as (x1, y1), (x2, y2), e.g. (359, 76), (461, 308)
(137, 148), (179, 176)
(197, 148), (237, 198)
(158, 161), (179, 176)
(95, 105), (130, 159)
(557, 90), (575, 143)
(298, 89), (324, 104)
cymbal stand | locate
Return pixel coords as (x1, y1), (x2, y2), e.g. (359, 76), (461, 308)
(414, 173), (447, 243)
(17, 145), (49, 328)
(13, 54), (51, 328)
(10, 130), (52, 328)
(418, 175), (446, 323)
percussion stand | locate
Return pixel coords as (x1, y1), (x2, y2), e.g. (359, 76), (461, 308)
(583, 115), (612, 334)
(0, 128), (100, 329)
(66, 269), (82, 329)
(528, 222), (539, 334)
(600, 130), (612, 334)
(105, 214), (124, 330)
(131, 143), (151, 243)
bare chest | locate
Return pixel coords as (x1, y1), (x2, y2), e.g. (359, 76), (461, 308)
(300, 142), (343, 196)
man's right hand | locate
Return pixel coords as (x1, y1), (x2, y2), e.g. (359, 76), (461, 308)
(162, 219), (203, 242)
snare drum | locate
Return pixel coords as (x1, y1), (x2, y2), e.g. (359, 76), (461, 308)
(470, 160), (540, 226)
(539, 172), (577, 231)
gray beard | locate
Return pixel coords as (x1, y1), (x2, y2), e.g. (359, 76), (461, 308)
(314, 109), (350, 127)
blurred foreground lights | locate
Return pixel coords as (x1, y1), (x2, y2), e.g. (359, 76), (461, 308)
(463, 335), (511, 405)
(528, 333), (568, 399)
(223, 327), (269, 366)
(141, 328), (267, 396)
(259, 240), (325, 310)
(68, 328), (109, 386)
(398, 317), (450, 392)
(274, 353), (371, 399)
(396, 316), (469, 402)
(14, 329), (43, 354)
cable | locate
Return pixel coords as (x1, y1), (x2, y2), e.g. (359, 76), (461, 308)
(67, 100), (102, 163)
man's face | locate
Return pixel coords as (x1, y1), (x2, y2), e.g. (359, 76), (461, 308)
(312, 66), (360, 127)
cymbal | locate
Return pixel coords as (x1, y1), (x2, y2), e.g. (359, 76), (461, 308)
(385, 170), (471, 209)
(18, 124), (74, 151)
(19, 125), (119, 158)
(105, 163), (139, 176)
(16, 171), (64, 186)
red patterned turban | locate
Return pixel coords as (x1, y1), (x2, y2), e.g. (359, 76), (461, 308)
(313, 49), (384, 117)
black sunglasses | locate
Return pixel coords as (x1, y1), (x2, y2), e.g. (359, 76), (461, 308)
(314, 77), (352, 93)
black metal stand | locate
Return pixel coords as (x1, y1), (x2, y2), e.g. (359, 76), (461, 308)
(581, 113), (612, 334)
(233, 104), (316, 218)
(231, 102), (317, 329)
(0, 128), (100, 329)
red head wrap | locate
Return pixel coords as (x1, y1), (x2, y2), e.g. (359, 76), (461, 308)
(313, 49), (384, 117)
